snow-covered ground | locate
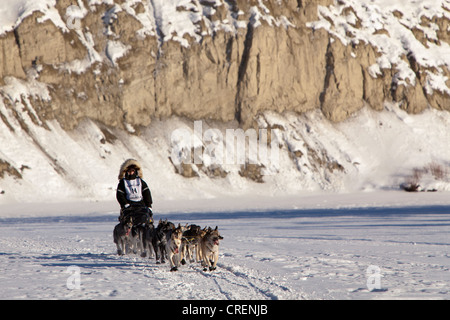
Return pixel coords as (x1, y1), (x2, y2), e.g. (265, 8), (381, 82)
(1, 192), (449, 300)
(1, 0), (449, 301)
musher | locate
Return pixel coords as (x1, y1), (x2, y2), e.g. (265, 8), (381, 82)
(116, 159), (153, 224)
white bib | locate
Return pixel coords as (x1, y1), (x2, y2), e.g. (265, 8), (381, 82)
(124, 178), (143, 202)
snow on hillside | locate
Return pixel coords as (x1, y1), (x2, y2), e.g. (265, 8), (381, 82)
(308, 0), (450, 94)
(1, 69), (450, 204)
(1, 0), (449, 205)
(1, 88), (450, 205)
(0, 0), (287, 40)
(0, 0), (62, 34)
(3, 0), (448, 85)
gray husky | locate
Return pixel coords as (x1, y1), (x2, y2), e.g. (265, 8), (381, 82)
(153, 219), (174, 264)
(113, 216), (133, 255)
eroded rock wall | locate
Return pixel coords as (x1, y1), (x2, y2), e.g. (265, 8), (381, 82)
(0, 0), (448, 133)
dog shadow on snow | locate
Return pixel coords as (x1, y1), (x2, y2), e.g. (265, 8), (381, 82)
(36, 252), (154, 271)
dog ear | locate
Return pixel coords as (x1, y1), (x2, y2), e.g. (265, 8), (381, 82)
(214, 226), (218, 231)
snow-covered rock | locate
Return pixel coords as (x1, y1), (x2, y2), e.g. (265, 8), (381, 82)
(0, 0), (450, 203)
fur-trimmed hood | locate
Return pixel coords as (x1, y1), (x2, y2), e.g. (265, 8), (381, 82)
(118, 159), (143, 179)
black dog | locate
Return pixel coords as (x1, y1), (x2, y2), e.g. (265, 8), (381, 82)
(152, 219), (174, 264)
(113, 216), (133, 255)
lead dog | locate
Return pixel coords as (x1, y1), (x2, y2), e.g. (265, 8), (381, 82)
(200, 226), (223, 271)
(113, 216), (134, 255)
(181, 224), (202, 265)
(167, 224), (183, 271)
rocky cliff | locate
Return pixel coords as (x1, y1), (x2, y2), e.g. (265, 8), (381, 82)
(0, 0), (450, 202)
(1, 0), (448, 131)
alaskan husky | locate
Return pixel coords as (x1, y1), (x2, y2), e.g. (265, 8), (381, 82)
(141, 222), (155, 258)
(113, 217), (134, 255)
(200, 226), (223, 271)
(153, 219), (174, 264)
(181, 224), (202, 265)
(167, 224), (183, 271)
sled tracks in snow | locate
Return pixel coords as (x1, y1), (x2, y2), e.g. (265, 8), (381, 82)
(205, 262), (301, 300)
(130, 258), (304, 300)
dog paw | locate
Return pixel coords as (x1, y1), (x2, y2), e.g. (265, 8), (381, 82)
(181, 259), (186, 265)
(209, 266), (216, 271)
(170, 267), (178, 272)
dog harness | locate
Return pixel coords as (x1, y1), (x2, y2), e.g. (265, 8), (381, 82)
(124, 178), (143, 202)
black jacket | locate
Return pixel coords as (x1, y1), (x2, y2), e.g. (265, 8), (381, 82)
(116, 178), (152, 208)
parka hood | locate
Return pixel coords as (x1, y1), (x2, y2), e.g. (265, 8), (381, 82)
(118, 159), (143, 179)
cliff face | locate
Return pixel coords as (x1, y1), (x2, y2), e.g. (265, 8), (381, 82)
(1, 0), (448, 132)
(1, 0), (450, 202)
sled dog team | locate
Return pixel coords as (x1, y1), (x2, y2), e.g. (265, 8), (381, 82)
(113, 159), (223, 272)
(113, 218), (224, 272)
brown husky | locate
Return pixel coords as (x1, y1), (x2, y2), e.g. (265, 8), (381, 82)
(180, 224), (203, 265)
(200, 226), (223, 271)
(167, 224), (183, 271)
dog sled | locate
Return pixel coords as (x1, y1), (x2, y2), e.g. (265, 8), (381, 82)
(119, 205), (152, 226)
(113, 216), (224, 272)
(113, 205), (152, 256)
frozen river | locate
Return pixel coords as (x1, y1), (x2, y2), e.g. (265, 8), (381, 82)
(0, 204), (449, 300)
